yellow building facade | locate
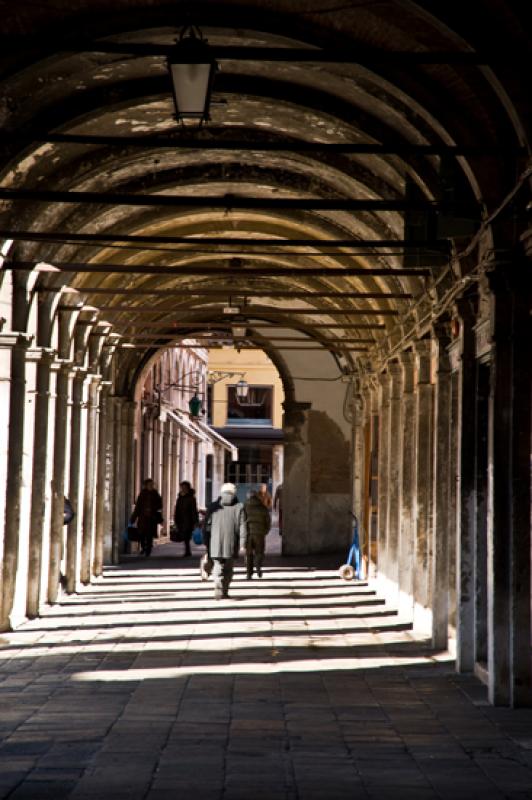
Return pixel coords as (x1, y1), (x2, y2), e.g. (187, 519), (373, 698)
(207, 347), (285, 505)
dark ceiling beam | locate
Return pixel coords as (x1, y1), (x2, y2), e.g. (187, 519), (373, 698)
(0, 229), (450, 250)
(9, 261), (431, 277)
(65, 287), (412, 299)
(0, 188), (478, 215)
(87, 305), (399, 316)
(116, 344), (366, 351)
(123, 335), (375, 343)
(120, 321), (385, 330)
(0, 132), (521, 155)
(0, 38), (510, 64)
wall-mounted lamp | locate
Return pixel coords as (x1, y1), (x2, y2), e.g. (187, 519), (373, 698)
(235, 379), (249, 400)
(167, 25), (218, 126)
(188, 392), (203, 417)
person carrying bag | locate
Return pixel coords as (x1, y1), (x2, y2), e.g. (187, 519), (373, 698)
(173, 480), (199, 558)
(130, 478), (163, 557)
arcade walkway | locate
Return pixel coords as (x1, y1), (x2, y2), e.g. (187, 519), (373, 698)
(1, 544), (532, 800)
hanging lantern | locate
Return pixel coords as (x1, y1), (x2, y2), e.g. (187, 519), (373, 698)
(167, 26), (218, 126)
(188, 392), (203, 417)
(235, 379), (249, 401)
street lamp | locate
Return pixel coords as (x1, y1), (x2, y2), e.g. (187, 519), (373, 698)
(153, 370), (205, 417)
(167, 25), (218, 126)
(235, 379), (249, 401)
(188, 392), (203, 418)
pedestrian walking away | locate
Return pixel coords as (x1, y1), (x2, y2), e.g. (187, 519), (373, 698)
(174, 480), (199, 557)
(130, 478), (163, 557)
(244, 489), (271, 578)
(204, 483), (248, 599)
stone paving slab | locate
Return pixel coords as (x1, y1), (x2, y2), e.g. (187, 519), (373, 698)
(1, 542), (532, 799)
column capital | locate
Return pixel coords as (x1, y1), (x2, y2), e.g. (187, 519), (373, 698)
(431, 316), (452, 344)
(520, 225), (532, 259)
(400, 350), (416, 392)
(378, 369), (391, 387)
(25, 346), (56, 364)
(414, 338), (433, 384)
(72, 366), (88, 381)
(388, 360), (403, 398)
(432, 319), (452, 374)
(454, 287), (479, 324)
(0, 331), (33, 350)
(378, 370), (391, 410)
(388, 359), (403, 376)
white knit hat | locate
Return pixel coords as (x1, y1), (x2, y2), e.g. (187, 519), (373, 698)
(221, 482), (236, 494)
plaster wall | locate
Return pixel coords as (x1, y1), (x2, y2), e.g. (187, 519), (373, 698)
(270, 335), (353, 554)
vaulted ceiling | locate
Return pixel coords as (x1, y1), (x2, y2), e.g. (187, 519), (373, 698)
(0, 0), (529, 383)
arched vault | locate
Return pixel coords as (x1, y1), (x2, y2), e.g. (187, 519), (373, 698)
(0, 1), (529, 384)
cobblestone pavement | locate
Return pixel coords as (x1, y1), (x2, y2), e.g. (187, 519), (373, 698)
(1, 538), (532, 800)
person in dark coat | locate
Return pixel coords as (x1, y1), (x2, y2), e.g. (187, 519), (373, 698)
(204, 483), (247, 599)
(174, 481), (199, 557)
(244, 490), (271, 579)
(130, 478), (163, 557)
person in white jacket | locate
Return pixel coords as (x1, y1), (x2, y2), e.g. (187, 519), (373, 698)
(204, 483), (248, 600)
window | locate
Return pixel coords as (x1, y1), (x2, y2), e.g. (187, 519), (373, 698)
(226, 385), (273, 426)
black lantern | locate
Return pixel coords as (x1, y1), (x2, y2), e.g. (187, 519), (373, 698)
(167, 26), (217, 126)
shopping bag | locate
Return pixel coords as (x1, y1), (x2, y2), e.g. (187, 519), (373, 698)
(169, 524), (184, 542)
(127, 525), (140, 542)
(192, 527), (203, 545)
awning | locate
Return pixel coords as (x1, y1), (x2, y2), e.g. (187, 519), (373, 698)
(196, 420), (238, 461)
(165, 409), (238, 460)
(214, 426), (284, 445)
(165, 408), (210, 448)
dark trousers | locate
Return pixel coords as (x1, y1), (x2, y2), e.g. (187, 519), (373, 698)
(246, 533), (266, 576)
(212, 558), (234, 597)
(140, 533), (154, 555)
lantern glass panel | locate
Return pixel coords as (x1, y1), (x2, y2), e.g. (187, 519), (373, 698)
(170, 62), (212, 121)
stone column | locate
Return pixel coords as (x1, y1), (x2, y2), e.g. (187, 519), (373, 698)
(170, 427), (178, 514)
(80, 376), (100, 585)
(177, 428), (184, 483)
(447, 344), (460, 634)
(124, 401), (136, 526)
(102, 390), (115, 565)
(387, 361), (403, 596)
(161, 416), (171, 524)
(351, 391), (366, 575)
(112, 397), (125, 564)
(376, 371), (391, 582)
(431, 321), (453, 649)
(66, 369), (86, 594)
(143, 410), (153, 480)
(26, 348), (55, 618)
(413, 339), (433, 629)
(48, 362), (71, 604)
(486, 264), (531, 706)
(454, 294), (478, 672)
(365, 383), (379, 577)
(0, 332), (32, 631)
(93, 382), (111, 577)
(282, 400), (311, 555)
(398, 351), (416, 618)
